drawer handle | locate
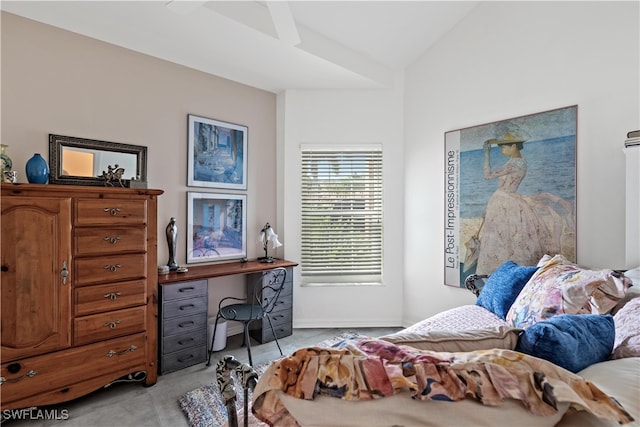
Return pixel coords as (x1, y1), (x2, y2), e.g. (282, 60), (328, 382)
(104, 264), (122, 272)
(178, 338), (195, 345)
(103, 235), (122, 244)
(178, 320), (195, 328)
(179, 304), (195, 310)
(0, 370), (37, 385)
(178, 287), (195, 293)
(61, 260), (69, 285)
(104, 207), (122, 216)
(104, 292), (122, 301)
(178, 354), (195, 363)
(104, 320), (122, 329)
(105, 345), (138, 358)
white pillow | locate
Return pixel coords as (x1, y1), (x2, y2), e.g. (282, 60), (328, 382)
(624, 267), (640, 284)
(379, 326), (521, 352)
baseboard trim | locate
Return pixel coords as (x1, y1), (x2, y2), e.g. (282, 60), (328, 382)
(293, 318), (403, 329)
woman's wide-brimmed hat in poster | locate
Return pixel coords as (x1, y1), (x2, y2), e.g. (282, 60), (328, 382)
(487, 132), (528, 145)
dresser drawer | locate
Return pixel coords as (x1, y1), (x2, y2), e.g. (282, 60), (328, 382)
(268, 309), (292, 327)
(163, 312), (207, 337)
(247, 270), (292, 301)
(258, 283), (292, 304)
(74, 306), (146, 346)
(75, 199), (147, 226)
(161, 280), (207, 301)
(75, 226), (146, 256)
(75, 279), (146, 316)
(1, 333), (146, 405)
(160, 345), (207, 374)
(162, 296), (207, 319)
(75, 253), (147, 286)
(162, 328), (206, 355)
(251, 322), (292, 344)
(269, 293), (292, 314)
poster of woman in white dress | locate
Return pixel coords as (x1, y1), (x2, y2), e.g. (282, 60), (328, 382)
(444, 106), (577, 287)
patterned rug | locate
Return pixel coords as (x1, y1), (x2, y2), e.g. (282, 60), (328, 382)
(178, 332), (365, 427)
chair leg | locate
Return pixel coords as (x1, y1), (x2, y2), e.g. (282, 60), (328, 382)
(206, 314), (221, 367)
(264, 314), (283, 357)
(243, 322), (253, 366)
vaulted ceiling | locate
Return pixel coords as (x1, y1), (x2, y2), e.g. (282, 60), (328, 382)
(1, 1), (479, 92)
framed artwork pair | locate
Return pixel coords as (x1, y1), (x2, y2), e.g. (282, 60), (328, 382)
(186, 114), (248, 264)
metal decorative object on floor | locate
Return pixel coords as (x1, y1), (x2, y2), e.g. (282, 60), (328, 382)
(216, 355), (258, 427)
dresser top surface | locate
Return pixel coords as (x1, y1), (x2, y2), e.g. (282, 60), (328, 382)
(1, 183), (163, 197)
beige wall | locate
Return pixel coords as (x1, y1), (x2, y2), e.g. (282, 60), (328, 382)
(1, 12), (278, 328)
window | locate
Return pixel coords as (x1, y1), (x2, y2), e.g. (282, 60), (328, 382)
(300, 145), (383, 285)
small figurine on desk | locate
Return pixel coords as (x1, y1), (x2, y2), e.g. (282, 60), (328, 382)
(166, 217), (180, 271)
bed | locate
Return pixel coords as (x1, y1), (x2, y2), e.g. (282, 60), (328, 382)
(243, 255), (640, 427)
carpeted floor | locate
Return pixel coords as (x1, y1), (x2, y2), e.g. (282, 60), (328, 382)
(179, 332), (364, 427)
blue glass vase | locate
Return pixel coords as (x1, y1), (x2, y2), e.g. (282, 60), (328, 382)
(25, 153), (49, 184)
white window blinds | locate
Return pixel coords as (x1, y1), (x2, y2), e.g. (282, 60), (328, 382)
(300, 145), (383, 285)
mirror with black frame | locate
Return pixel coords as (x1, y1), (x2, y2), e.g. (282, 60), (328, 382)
(49, 134), (147, 187)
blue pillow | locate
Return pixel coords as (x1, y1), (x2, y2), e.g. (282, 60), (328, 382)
(515, 314), (615, 373)
(475, 261), (538, 320)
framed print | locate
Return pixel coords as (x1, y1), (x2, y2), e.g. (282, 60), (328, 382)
(187, 114), (247, 190)
(444, 105), (577, 287)
(187, 192), (247, 263)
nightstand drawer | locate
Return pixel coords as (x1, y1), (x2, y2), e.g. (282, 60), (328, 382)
(163, 312), (208, 337)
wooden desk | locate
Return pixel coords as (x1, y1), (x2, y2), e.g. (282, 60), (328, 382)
(156, 259), (298, 373)
(158, 258), (298, 284)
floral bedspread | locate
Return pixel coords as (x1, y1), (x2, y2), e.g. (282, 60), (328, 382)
(252, 337), (633, 426)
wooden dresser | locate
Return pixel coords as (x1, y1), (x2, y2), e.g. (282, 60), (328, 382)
(0, 183), (162, 411)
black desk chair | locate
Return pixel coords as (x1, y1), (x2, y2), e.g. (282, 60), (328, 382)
(206, 267), (287, 366)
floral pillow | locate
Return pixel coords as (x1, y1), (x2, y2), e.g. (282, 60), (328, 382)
(506, 254), (631, 329)
(612, 296), (640, 359)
